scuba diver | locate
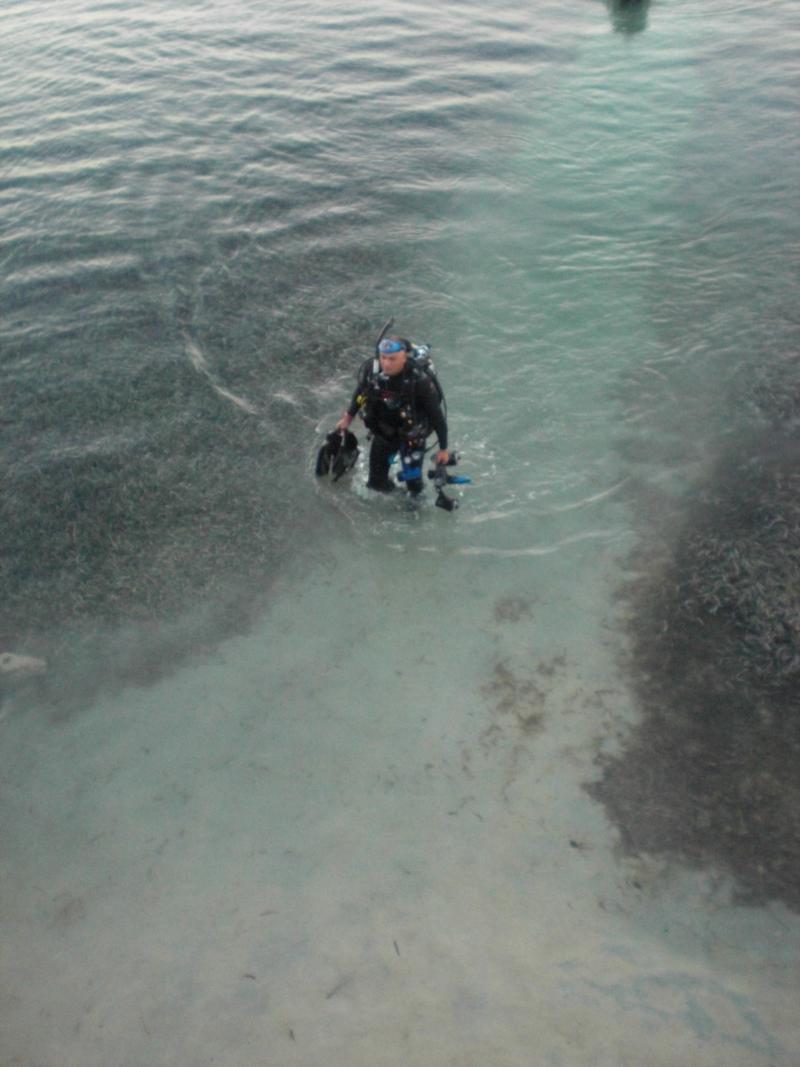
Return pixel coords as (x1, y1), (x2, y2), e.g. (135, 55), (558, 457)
(335, 325), (451, 497)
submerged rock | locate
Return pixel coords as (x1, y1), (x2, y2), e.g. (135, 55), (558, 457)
(606, 0), (650, 35)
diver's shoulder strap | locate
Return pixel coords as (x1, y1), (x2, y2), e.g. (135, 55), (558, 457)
(410, 357), (445, 408)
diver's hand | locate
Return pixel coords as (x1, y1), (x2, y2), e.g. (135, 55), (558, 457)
(336, 413), (353, 431)
(435, 449), (450, 465)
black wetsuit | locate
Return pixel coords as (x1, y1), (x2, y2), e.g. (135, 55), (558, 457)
(346, 358), (448, 491)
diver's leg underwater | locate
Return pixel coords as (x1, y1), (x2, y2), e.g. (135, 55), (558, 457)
(366, 434), (398, 493)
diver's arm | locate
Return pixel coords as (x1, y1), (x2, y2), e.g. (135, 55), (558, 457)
(430, 409), (448, 451)
(430, 414), (450, 463)
(418, 379), (449, 459)
(336, 361), (370, 430)
(336, 386), (360, 430)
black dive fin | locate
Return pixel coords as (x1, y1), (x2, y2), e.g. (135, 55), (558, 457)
(315, 441), (332, 476)
(315, 431), (340, 477)
(330, 430), (359, 481)
(317, 430), (358, 481)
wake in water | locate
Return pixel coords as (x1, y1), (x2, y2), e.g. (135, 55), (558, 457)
(183, 329), (260, 415)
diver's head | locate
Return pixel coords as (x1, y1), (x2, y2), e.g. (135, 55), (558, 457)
(377, 336), (410, 377)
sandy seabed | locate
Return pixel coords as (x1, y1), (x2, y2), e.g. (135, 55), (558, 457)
(2, 529), (799, 1067)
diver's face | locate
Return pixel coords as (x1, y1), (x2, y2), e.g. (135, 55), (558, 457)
(379, 349), (408, 377)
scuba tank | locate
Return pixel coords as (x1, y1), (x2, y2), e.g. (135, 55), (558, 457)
(408, 343), (445, 411)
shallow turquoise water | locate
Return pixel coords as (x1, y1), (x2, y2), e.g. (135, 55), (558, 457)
(2, 2), (800, 1064)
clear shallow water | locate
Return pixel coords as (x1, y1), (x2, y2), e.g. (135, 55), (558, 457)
(2, 1), (800, 1064)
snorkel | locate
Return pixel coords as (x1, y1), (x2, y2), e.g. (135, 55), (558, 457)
(375, 316), (395, 357)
